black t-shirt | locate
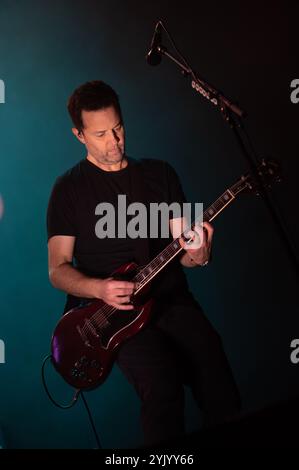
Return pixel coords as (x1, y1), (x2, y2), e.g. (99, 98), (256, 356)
(47, 157), (195, 312)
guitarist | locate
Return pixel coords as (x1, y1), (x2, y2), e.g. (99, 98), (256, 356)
(47, 80), (241, 447)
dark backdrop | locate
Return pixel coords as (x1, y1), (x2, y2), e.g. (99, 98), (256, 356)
(0, 0), (298, 448)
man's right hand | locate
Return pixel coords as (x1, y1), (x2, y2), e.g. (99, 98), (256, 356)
(96, 277), (137, 310)
(48, 235), (138, 310)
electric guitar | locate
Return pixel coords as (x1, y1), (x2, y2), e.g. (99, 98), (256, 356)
(51, 160), (279, 390)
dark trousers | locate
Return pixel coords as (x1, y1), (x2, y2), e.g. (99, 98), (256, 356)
(116, 300), (241, 446)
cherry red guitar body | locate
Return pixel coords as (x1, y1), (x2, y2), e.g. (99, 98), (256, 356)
(50, 161), (279, 390)
(51, 262), (153, 389)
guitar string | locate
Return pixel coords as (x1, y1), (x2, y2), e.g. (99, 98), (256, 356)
(81, 236), (185, 336)
(81, 205), (229, 335)
(81, 209), (216, 336)
(81, 242), (181, 335)
(81, 225), (200, 335)
(81, 188), (239, 335)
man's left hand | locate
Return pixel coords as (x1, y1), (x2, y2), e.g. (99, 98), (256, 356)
(178, 221), (214, 266)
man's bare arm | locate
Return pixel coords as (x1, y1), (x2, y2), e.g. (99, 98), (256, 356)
(48, 235), (136, 310)
(48, 235), (99, 298)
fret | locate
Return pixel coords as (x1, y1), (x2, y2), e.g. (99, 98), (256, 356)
(134, 178), (245, 290)
(203, 191), (234, 222)
(135, 239), (182, 286)
(146, 266), (153, 274)
(207, 207), (216, 217)
(222, 192), (231, 202)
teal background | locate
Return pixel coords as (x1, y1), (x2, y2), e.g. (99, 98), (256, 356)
(0, 0), (298, 448)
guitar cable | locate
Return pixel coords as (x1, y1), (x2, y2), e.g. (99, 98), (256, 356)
(41, 354), (102, 449)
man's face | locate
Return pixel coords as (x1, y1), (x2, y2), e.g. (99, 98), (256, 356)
(73, 106), (125, 166)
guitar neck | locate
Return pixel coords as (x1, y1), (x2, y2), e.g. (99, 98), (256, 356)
(133, 186), (239, 290)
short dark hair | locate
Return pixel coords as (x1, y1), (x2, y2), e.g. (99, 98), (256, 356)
(67, 80), (122, 132)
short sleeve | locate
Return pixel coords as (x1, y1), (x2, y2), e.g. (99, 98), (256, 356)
(47, 176), (77, 241)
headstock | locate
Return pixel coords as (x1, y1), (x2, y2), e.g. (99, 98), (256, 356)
(230, 159), (281, 197)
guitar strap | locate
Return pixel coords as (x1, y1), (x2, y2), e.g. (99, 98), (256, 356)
(127, 157), (150, 267)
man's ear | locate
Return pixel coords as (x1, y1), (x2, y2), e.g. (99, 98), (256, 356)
(72, 127), (85, 144)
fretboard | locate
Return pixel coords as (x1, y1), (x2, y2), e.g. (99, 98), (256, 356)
(133, 187), (237, 291)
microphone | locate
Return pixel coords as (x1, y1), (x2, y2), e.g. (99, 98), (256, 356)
(146, 22), (162, 66)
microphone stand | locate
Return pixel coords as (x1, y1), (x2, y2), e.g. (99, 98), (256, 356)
(155, 40), (299, 279)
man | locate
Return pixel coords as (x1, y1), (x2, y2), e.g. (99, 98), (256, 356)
(47, 80), (241, 447)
